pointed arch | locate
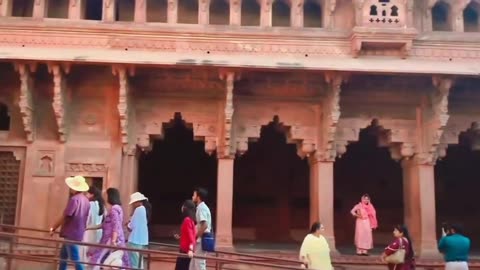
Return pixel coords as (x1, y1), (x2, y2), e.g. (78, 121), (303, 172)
(432, 0), (452, 31)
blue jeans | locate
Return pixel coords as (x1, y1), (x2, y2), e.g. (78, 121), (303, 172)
(59, 244), (84, 270)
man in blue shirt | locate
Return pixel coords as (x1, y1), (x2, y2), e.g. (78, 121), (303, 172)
(438, 223), (470, 270)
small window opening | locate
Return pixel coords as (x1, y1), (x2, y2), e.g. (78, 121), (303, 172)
(304, 1), (322, 28)
(210, 0), (230, 25)
(390, 5), (398, 16)
(272, 0), (290, 27)
(12, 0), (34, 17)
(432, 1), (452, 31)
(85, 0), (103, 20)
(241, 0), (260, 26)
(0, 103), (11, 131)
(178, 0), (199, 24)
(464, 2), (480, 32)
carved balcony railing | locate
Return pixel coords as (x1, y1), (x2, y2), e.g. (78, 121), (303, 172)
(351, 0), (417, 59)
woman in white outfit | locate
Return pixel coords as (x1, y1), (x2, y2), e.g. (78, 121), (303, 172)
(80, 186), (105, 264)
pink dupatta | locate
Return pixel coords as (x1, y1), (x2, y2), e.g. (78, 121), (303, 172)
(360, 202), (378, 229)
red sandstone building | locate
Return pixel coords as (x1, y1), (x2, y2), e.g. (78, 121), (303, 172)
(0, 0), (480, 260)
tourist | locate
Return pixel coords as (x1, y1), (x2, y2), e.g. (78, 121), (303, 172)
(189, 187), (212, 270)
(87, 188), (130, 270)
(175, 200), (197, 270)
(438, 223), (470, 270)
(127, 192), (151, 269)
(350, 194), (378, 256)
(80, 186), (105, 264)
(381, 224), (415, 270)
(50, 176), (90, 270)
(299, 222), (333, 270)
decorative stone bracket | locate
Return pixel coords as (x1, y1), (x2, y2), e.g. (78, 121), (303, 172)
(14, 63), (37, 143)
(48, 63), (71, 142)
(113, 65), (136, 155)
(415, 76), (454, 165)
(217, 71), (240, 159)
(315, 72), (347, 162)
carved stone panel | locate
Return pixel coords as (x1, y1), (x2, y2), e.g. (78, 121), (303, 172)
(65, 162), (108, 177)
(34, 150), (55, 177)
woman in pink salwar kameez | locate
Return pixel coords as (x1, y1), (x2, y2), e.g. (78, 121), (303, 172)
(350, 194), (378, 256)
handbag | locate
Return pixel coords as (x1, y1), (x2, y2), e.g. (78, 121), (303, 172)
(385, 238), (406, 264)
(201, 229), (215, 252)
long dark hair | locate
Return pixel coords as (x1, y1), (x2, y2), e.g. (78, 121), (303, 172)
(87, 186), (105, 216)
(182, 200), (196, 222)
(395, 224), (415, 259)
(142, 200), (152, 223)
(106, 188), (122, 206)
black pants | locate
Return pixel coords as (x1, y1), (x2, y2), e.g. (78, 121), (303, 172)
(175, 250), (191, 270)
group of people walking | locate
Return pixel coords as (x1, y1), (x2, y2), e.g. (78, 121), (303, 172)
(299, 194), (471, 270)
(50, 176), (151, 270)
(50, 175), (212, 270)
(50, 175), (471, 270)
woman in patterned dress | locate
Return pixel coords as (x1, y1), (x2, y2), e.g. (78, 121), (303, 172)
(87, 188), (130, 269)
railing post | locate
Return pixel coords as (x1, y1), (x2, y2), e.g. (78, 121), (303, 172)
(6, 221), (14, 270)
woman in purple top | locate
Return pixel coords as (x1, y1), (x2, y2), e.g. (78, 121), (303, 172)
(87, 188), (130, 269)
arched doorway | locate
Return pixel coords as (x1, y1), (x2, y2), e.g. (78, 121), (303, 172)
(435, 126), (480, 250)
(233, 116), (310, 245)
(334, 120), (403, 253)
(137, 113), (217, 240)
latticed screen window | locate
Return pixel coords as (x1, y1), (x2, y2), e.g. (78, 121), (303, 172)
(0, 152), (20, 225)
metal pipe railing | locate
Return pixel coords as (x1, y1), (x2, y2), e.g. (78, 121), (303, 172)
(0, 225), (306, 270)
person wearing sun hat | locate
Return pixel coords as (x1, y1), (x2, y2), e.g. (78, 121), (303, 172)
(50, 176), (91, 270)
(126, 192), (151, 269)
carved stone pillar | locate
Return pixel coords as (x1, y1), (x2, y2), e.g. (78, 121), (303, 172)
(402, 158), (438, 258)
(33, 0), (47, 18)
(14, 63), (36, 143)
(230, 0), (241, 25)
(290, 0), (303, 27)
(323, 0), (336, 29)
(199, 0), (210, 24)
(103, 0), (116, 22)
(216, 158), (234, 248)
(452, 0), (470, 32)
(215, 71), (238, 249)
(260, 0), (272, 27)
(134, 0), (147, 22)
(167, 0), (178, 23)
(68, 0), (84, 19)
(0, 0), (13, 16)
(309, 156), (336, 252)
(121, 146), (139, 218)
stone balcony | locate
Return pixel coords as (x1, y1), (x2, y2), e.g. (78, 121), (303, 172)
(350, 0), (418, 58)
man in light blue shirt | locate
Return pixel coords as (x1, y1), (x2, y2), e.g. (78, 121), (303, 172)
(127, 192), (151, 269)
(190, 187), (212, 270)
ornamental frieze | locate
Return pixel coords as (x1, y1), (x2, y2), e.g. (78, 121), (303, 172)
(1, 23), (480, 61)
(65, 163), (107, 172)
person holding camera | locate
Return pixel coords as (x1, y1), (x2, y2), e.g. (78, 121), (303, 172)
(438, 223), (471, 270)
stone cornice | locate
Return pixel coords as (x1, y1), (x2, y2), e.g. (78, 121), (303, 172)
(2, 47), (480, 76)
